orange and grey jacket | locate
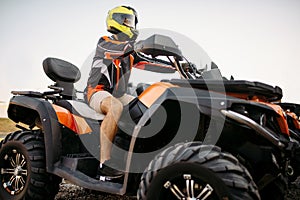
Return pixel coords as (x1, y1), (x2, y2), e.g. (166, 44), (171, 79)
(84, 35), (175, 102)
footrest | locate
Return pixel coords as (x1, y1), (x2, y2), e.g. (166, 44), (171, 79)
(61, 156), (99, 177)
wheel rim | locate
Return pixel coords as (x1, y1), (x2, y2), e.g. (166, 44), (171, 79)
(162, 174), (216, 200)
(0, 148), (28, 195)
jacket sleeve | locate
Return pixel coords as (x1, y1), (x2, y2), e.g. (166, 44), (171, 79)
(132, 52), (176, 73)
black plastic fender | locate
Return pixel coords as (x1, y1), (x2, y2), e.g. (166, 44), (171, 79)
(7, 95), (62, 172)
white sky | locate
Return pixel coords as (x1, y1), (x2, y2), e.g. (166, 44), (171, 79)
(0, 0), (300, 105)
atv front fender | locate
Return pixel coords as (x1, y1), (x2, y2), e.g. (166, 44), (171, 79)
(7, 95), (62, 171)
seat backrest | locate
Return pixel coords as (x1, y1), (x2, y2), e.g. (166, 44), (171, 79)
(43, 57), (81, 98)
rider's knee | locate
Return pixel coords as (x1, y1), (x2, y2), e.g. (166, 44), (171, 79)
(101, 96), (123, 115)
(111, 97), (123, 114)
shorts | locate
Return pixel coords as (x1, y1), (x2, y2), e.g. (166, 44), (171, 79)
(89, 91), (135, 114)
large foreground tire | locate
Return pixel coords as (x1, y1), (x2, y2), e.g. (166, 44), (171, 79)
(0, 130), (61, 200)
(137, 142), (260, 200)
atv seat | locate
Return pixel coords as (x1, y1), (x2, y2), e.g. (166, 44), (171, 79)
(43, 57), (81, 99)
(56, 100), (105, 121)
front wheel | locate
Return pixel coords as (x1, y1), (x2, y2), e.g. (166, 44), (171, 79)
(0, 130), (61, 200)
(137, 142), (260, 200)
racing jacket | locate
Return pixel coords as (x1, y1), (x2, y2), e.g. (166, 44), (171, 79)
(84, 35), (175, 102)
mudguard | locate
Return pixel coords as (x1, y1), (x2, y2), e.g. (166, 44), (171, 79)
(7, 95), (62, 171)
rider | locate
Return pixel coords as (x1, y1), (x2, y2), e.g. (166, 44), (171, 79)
(85, 5), (175, 179)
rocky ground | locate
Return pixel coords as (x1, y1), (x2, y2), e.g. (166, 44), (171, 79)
(285, 182), (300, 200)
(55, 179), (300, 200)
(54, 181), (136, 200)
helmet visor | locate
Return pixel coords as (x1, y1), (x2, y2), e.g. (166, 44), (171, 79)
(112, 13), (136, 28)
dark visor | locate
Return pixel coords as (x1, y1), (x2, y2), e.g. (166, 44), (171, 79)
(112, 13), (135, 28)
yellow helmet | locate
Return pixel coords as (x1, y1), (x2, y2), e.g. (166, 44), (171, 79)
(106, 6), (138, 40)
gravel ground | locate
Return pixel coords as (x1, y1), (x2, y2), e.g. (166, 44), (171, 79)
(55, 180), (136, 200)
(285, 182), (300, 200)
(55, 179), (300, 200)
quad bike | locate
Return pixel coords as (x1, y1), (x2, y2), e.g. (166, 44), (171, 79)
(0, 33), (299, 200)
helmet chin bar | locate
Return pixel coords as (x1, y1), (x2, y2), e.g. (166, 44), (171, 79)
(117, 32), (131, 41)
(130, 28), (139, 40)
(111, 28), (138, 41)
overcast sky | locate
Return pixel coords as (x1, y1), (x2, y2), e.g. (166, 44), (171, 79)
(0, 0), (300, 104)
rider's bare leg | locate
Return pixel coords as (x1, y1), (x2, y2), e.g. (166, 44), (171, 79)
(99, 96), (123, 164)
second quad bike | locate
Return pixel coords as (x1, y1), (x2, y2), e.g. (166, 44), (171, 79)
(0, 33), (299, 200)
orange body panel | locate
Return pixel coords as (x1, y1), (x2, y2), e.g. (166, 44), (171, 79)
(73, 115), (93, 134)
(52, 104), (92, 135)
(287, 112), (300, 130)
(252, 101), (289, 136)
(138, 82), (177, 108)
(226, 91), (289, 135)
(226, 93), (269, 102)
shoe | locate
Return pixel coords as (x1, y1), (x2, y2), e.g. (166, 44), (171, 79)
(95, 162), (124, 181)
